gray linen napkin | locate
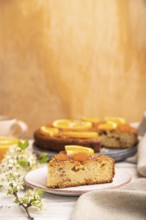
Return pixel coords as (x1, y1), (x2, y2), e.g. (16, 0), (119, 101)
(70, 113), (146, 220)
(137, 112), (146, 137)
(137, 112), (146, 176)
(137, 134), (146, 177)
(70, 179), (146, 220)
(126, 112), (146, 168)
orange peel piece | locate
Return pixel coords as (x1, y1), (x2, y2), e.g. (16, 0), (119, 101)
(104, 117), (126, 125)
(40, 126), (59, 136)
(98, 121), (117, 131)
(62, 131), (98, 138)
(65, 145), (94, 156)
(82, 117), (100, 124)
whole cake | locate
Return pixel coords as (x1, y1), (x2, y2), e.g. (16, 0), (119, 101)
(34, 117), (138, 152)
(47, 146), (115, 188)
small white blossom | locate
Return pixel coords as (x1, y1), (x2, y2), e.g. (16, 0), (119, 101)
(0, 139), (44, 220)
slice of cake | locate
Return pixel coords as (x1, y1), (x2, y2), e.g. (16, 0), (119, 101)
(47, 145), (115, 188)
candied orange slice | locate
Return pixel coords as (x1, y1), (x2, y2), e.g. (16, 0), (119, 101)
(54, 154), (68, 161)
(0, 137), (18, 161)
(98, 121), (117, 131)
(40, 126), (59, 136)
(52, 119), (92, 131)
(62, 131), (98, 138)
(72, 153), (89, 161)
(104, 117), (126, 125)
(65, 145), (94, 156)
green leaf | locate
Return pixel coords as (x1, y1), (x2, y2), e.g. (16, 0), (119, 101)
(39, 157), (48, 163)
(39, 153), (49, 164)
(39, 153), (48, 158)
(18, 140), (29, 150)
(37, 189), (44, 197)
(18, 160), (28, 167)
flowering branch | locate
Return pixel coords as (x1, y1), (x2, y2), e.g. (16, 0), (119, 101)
(0, 140), (48, 220)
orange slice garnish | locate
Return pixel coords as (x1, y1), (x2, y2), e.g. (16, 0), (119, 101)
(52, 119), (92, 131)
(0, 137), (18, 161)
(82, 117), (100, 124)
(62, 131), (98, 138)
(52, 119), (71, 129)
(104, 117), (126, 125)
(65, 145), (94, 156)
(98, 121), (117, 131)
(40, 126), (59, 136)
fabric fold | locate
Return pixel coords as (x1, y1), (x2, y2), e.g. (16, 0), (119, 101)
(70, 179), (146, 220)
(137, 134), (146, 177)
(137, 112), (146, 137)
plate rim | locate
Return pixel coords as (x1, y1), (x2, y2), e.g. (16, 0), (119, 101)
(24, 166), (132, 196)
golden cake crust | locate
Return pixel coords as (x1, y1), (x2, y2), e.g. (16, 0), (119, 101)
(34, 129), (100, 152)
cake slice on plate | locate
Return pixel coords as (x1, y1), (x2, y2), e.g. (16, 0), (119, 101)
(47, 145), (115, 188)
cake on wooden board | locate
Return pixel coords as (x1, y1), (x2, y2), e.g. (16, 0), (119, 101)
(47, 145), (115, 188)
(34, 117), (138, 152)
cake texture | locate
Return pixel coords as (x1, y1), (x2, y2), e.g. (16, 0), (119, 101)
(47, 151), (115, 188)
(34, 117), (138, 152)
(98, 124), (138, 148)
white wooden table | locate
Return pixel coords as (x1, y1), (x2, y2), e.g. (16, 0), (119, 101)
(0, 161), (140, 220)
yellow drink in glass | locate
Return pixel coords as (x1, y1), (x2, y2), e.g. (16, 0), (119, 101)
(0, 137), (18, 161)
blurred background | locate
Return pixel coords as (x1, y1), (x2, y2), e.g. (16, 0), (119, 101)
(0, 0), (146, 137)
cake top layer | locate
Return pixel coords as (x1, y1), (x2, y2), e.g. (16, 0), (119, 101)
(55, 151), (95, 161)
(48, 151), (114, 164)
(50, 145), (96, 162)
(38, 117), (137, 139)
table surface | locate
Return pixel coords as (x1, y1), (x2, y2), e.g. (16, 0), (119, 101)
(0, 151), (141, 220)
(0, 162), (140, 220)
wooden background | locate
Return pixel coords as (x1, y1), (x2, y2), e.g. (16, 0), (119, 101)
(0, 0), (146, 137)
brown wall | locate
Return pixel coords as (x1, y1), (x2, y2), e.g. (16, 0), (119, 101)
(0, 0), (146, 137)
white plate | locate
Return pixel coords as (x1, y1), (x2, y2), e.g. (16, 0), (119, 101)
(24, 166), (131, 196)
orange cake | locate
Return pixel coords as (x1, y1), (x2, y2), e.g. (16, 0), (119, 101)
(98, 123), (138, 148)
(47, 146), (115, 188)
(34, 117), (138, 152)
